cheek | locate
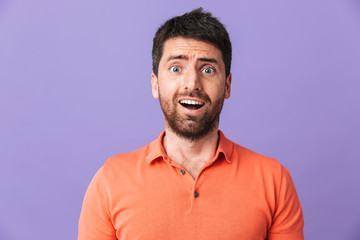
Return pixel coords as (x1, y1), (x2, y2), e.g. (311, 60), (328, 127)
(158, 80), (178, 94)
(207, 84), (226, 98)
(158, 84), (176, 102)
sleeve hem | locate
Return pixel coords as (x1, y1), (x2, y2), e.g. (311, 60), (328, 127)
(267, 230), (304, 240)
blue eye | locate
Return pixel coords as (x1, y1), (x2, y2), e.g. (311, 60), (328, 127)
(170, 66), (181, 73)
(203, 67), (214, 74)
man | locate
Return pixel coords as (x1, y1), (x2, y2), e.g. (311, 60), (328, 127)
(78, 8), (304, 240)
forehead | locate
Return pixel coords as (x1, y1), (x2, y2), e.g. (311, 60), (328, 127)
(161, 37), (222, 61)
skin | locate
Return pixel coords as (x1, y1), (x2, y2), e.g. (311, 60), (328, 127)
(151, 37), (232, 178)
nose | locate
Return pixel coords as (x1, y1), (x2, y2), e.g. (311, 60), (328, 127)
(183, 67), (202, 91)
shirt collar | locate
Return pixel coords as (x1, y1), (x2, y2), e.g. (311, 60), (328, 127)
(145, 130), (233, 164)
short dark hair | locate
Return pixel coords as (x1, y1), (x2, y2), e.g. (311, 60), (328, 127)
(152, 8), (232, 77)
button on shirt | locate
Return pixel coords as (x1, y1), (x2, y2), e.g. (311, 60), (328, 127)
(78, 131), (304, 240)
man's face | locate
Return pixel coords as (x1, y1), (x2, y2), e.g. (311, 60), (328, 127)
(151, 37), (232, 141)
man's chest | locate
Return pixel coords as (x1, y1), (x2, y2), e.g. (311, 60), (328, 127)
(108, 164), (274, 240)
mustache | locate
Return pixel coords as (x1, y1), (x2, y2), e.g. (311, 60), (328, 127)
(175, 91), (211, 102)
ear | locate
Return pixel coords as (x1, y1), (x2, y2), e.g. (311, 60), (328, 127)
(151, 73), (159, 99)
(225, 73), (232, 99)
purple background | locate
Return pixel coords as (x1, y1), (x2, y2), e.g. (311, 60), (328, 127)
(1, 0), (359, 239)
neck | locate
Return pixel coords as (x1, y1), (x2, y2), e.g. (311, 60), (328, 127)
(162, 127), (219, 179)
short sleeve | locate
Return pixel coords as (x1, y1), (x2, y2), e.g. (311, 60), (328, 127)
(268, 165), (304, 240)
(78, 167), (117, 240)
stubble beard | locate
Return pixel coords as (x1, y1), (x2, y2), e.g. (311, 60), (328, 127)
(159, 90), (225, 142)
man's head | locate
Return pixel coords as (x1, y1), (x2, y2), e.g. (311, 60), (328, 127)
(152, 8), (232, 78)
(151, 8), (232, 142)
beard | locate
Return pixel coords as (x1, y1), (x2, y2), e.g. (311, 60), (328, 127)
(159, 90), (225, 142)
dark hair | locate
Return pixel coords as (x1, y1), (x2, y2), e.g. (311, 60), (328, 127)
(152, 8), (232, 77)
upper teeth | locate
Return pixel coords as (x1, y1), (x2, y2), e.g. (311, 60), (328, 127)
(180, 100), (204, 105)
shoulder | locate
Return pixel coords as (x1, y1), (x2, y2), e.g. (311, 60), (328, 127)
(226, 141), (293, 191)
(219, 131), (283, 174)
(102, 143), (151, 174)
(231, 142), (283, 171)
(86, 143), (153, 192)
(91, 133), (165, 187)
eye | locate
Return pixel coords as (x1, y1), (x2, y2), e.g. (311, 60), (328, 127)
(202, 67), (214, 74)
(170, 66), (181, 73)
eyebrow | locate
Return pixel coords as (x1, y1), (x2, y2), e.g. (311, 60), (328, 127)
(166, 55), (219, 64)
(199, 58), (218, 64)
(167, 55), (187, 62)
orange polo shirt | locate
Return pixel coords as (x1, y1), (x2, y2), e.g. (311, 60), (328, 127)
(78, 131), (304, 240)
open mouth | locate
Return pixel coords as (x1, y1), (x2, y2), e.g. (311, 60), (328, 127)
(179, 99), (204, 110)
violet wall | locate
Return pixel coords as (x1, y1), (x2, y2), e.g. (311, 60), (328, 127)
(1, 0), (359, 239)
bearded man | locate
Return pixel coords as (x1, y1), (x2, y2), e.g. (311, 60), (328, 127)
(78, 8), (304, 240)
